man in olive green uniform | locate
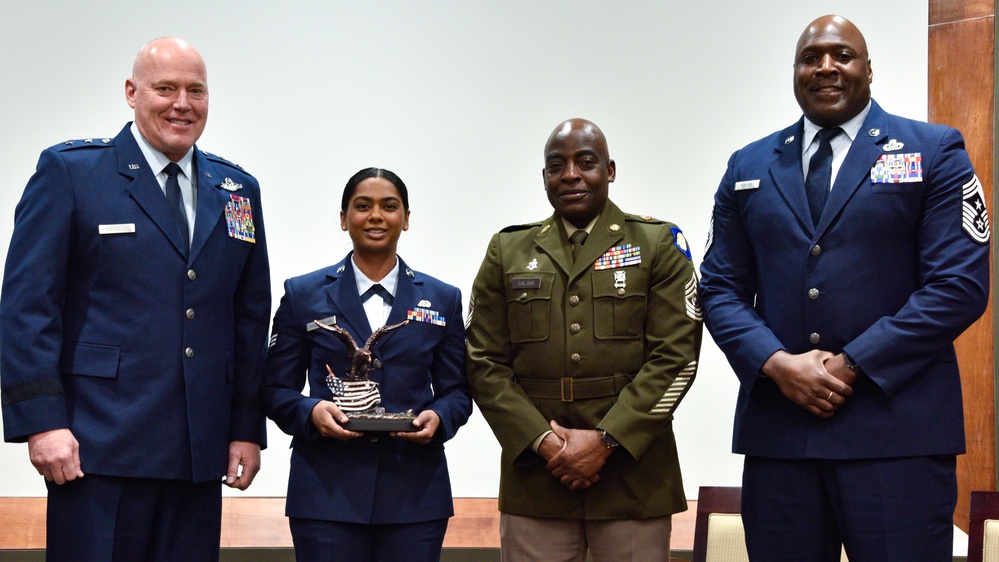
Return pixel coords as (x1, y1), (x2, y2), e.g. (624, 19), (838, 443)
(466, 118), (703, 561)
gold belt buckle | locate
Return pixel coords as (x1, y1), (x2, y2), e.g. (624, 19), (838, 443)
(561, 377), (573, 402)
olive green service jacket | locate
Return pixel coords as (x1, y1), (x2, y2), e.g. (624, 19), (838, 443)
(466, 200), (703, 519)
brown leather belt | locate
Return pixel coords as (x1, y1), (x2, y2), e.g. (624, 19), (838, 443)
(516, 374), (634, 402)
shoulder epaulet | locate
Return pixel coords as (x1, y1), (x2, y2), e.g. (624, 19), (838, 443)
(500, 221), (543, 234)
(52, 137), (114, 151)
(201, 149), (246, 172)
(625, 213), (666, 225)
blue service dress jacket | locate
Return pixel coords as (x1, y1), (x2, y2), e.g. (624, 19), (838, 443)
(699, 100), (990, 460)
(262, 254), (472, 524)
(0, 123), (271, 482)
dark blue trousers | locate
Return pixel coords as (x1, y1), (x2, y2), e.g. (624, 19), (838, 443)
(45, 475), (222, 562)
(742, 455), (956, 562)
(289, 517), (449, 562)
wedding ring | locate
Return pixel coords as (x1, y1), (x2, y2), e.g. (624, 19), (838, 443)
(826, 391), (834, 401)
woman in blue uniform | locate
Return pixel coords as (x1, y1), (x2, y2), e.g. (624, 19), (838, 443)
(262, 167), (472, 561)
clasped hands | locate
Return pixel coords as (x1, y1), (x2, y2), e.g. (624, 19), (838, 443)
(538, 420), (613, 491)
(761, 350), (857, 418)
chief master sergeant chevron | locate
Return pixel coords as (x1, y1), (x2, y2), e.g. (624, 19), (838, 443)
(699, 15), (990, 561)
(0, 37), (271, 561)
(466, 118), (703, 561)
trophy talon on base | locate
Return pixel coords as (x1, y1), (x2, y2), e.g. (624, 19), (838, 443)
(315, 318), (418, 432)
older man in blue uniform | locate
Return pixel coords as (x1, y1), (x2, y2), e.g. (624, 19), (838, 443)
(699, 15), (990, 562)
(0, 37), (271, 561)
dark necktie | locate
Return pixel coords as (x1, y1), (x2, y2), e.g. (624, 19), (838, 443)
(361, 283), (394, 306)
(569, 229), (588, 263)
(164, 163), (190, 248)
(805, 127), (843, 226)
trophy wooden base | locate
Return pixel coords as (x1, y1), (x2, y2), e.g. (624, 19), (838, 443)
(343, 413), (419, 432)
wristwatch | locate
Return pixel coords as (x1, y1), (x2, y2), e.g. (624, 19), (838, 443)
(600, 430), (620, 449)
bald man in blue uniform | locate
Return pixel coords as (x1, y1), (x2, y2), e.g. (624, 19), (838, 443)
(699, 15), (990, 562)
(0, 37), (271, 561)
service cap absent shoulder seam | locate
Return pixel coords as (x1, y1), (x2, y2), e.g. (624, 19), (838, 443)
(624, 213), (666, 225)
(500, 221), (544, 234)
(52, 137), (115, 151)
(201, 149), (246, 172)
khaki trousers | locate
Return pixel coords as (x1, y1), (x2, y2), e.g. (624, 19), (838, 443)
(500, 512), (673, 562)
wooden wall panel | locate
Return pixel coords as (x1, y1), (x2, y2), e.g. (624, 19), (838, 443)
(0, 496), (695, 552)
(929, 0), (996, 534)
(930, 0), (992, 23)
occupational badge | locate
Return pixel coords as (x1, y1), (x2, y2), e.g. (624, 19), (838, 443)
(882, 139), (905, 151)
(614, 271), (627, 290)
(220, 177), (242, 192)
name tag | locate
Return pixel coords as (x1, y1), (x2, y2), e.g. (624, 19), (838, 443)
(98, 223), (136, 235)
(306, 315), (337, 332)
(734, 180), (760, 191)
(511, 277), (542, 289)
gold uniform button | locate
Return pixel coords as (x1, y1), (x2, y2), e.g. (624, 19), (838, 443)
(809, 333), (821, 344)
(617, 288), (626, 295)
(519, 292), (528, 300)
(185, 347), (195, 358)
(570, 353), (581, 364)
(570, 323), (581, 334)
(810, 245), (822, 256)
(187, 269), (197, 280)
(807, 288), (819, 300)
(569, 295), (580, 306)
(186, 308), (195, 319)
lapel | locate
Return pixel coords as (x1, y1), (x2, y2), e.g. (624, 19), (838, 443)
(768, 120), (815, 234)
(535, 216), (571, 276)
(117, 125), (189, 258)
(814, 101), (889, 236)
(323, 254), (424, 351)
(377, 256), (423, 352)
(534, 201), (628, 282)
(325, 256), (372, 342)
(189, 150), (232, 263)
(572, 201), (626, 280)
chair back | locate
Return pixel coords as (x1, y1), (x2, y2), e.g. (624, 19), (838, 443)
(970, 491), (999, 562)
(692, 486), (743, 562)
